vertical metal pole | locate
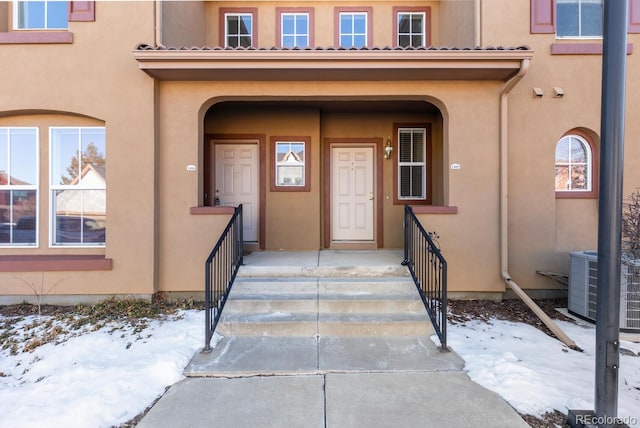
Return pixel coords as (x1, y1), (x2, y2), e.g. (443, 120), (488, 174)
(596, 0), (627, 423)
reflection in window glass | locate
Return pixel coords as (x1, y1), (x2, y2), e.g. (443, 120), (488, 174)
(281, 13), (309, 48)
(16, 0), (68, 30)
(0, 127), (38, 246)
(50, 127), (106, 246)
(276, 141), (305, 186)
(226, 14), (253, 47)
(557, 0), (602, 37)
(555, 135), (591, 191)
(339, 13), (367, 48)
(398, 12), (425, 47)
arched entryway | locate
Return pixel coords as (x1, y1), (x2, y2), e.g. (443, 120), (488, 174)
(202, 99), (445, 251)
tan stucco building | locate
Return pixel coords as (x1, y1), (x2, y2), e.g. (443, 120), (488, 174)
(1, 0), (639, 303)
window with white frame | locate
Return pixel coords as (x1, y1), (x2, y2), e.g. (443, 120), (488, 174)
(398, 128), (426, 200)
(50, 127), (106, 246)
(0, 127), (38, 246)
(275, 141), (305, 187)
(225, 13), (253, 47)
(557, 0), (603, 38)
(14, 0), (68, 30)
(397, 12), (425, 47)
(339, 12), (367, 48)
(555, 134), (592, 192)
(281, 13), (309, 48)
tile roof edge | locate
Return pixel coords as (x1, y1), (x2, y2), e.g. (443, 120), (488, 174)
(134, 43), (531, 52)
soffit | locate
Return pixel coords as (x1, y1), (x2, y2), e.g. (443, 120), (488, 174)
(132, 45), (534, 82)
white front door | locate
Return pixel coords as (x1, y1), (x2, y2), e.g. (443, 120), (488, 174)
(331, 146), (375, 241)
(214, 143), (259, 242)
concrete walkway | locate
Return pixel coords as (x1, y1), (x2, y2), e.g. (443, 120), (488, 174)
(137, 250), (528, 428)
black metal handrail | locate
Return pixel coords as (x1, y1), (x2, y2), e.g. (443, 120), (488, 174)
(203, 204), (243, 352)
(402, 205), (448, 350)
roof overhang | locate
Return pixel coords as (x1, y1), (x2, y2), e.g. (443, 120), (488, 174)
(132, 45), (534, 82)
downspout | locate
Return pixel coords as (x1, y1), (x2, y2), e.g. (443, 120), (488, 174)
(499, 59), (581, 351)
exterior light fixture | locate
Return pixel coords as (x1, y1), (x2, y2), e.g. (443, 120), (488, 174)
(553, 87), (564, 98)
(384, 138), (393, 159)
(533, 87), (544, 97)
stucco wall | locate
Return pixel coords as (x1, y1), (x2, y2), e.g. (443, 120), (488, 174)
(205, 1), (441, 48)
(0, 2), (158, 298)
(154, 78), (504, 294)
(478, 0), (640, 290)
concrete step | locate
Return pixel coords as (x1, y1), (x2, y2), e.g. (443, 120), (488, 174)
(215, 275), (433, 338)
(217, 312), (433, 337)
(237, 265), (410, 278)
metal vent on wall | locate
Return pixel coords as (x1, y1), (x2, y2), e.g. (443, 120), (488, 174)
(568, 251), (640, 332)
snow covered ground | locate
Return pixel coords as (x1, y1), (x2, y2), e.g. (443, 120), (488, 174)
(448, 317), (640, 426)
(0, 309), (638, 427)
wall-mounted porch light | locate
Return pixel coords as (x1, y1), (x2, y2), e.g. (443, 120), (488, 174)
(384, 138), (393, 159)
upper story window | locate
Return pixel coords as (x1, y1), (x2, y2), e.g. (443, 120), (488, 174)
(0, 127), (38, 247)
(555, 133), (597, 198)
(280, 12), (309, 48)
(14, 0), (68, 30)
(557, 0), (602, 38)
(225, 13), (253, 48)
(397, 12), (426, 47)
(50, 127), (106, 246)
(338, 11), (368, 48)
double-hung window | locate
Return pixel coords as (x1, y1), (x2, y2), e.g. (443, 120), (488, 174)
(339, 12), (367, 48)
(398, 128), (427, 200)
(14, 0), (68, 30)
(281, 12), (309, 48)
(397, 12), (426, 47)
(50, 127), (106, 246)
(557, 0), (603, 37)
(0, 128), (38, 246)
(225, 13), (253, 47)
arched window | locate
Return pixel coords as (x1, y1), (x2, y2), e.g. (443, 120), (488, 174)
(555, 134), (597, 198)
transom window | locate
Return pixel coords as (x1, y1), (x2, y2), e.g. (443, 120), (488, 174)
(225, 13), (253, 47)
(339, 12), (367, 48)
(398, 128), (426, 200)
(0, 127), (38, 246)
(397, 12), (425, 47)
(14, 0), (68, 30)
(50, 127), (106, 246)
(555, 134), (592, 193)
(557, 0), (603, 38)
(281, 13), (309, 48)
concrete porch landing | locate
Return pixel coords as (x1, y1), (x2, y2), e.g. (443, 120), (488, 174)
(138, 250), (528, 428)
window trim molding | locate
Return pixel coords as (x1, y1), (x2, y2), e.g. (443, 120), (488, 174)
(0, 30), (73, 44)
(219, 7), (258, 48)
(276, 7), (314, 49)
(334, 6), (373, 48)
(270, 136), (311, 192)
(392, 123), (432, 205)
(555, 130), (599, 199)
(392, 6), (431, 48)
(0, 254), (111, 272)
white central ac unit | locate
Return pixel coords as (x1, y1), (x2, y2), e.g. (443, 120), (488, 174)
(568, 251), (640, 332)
